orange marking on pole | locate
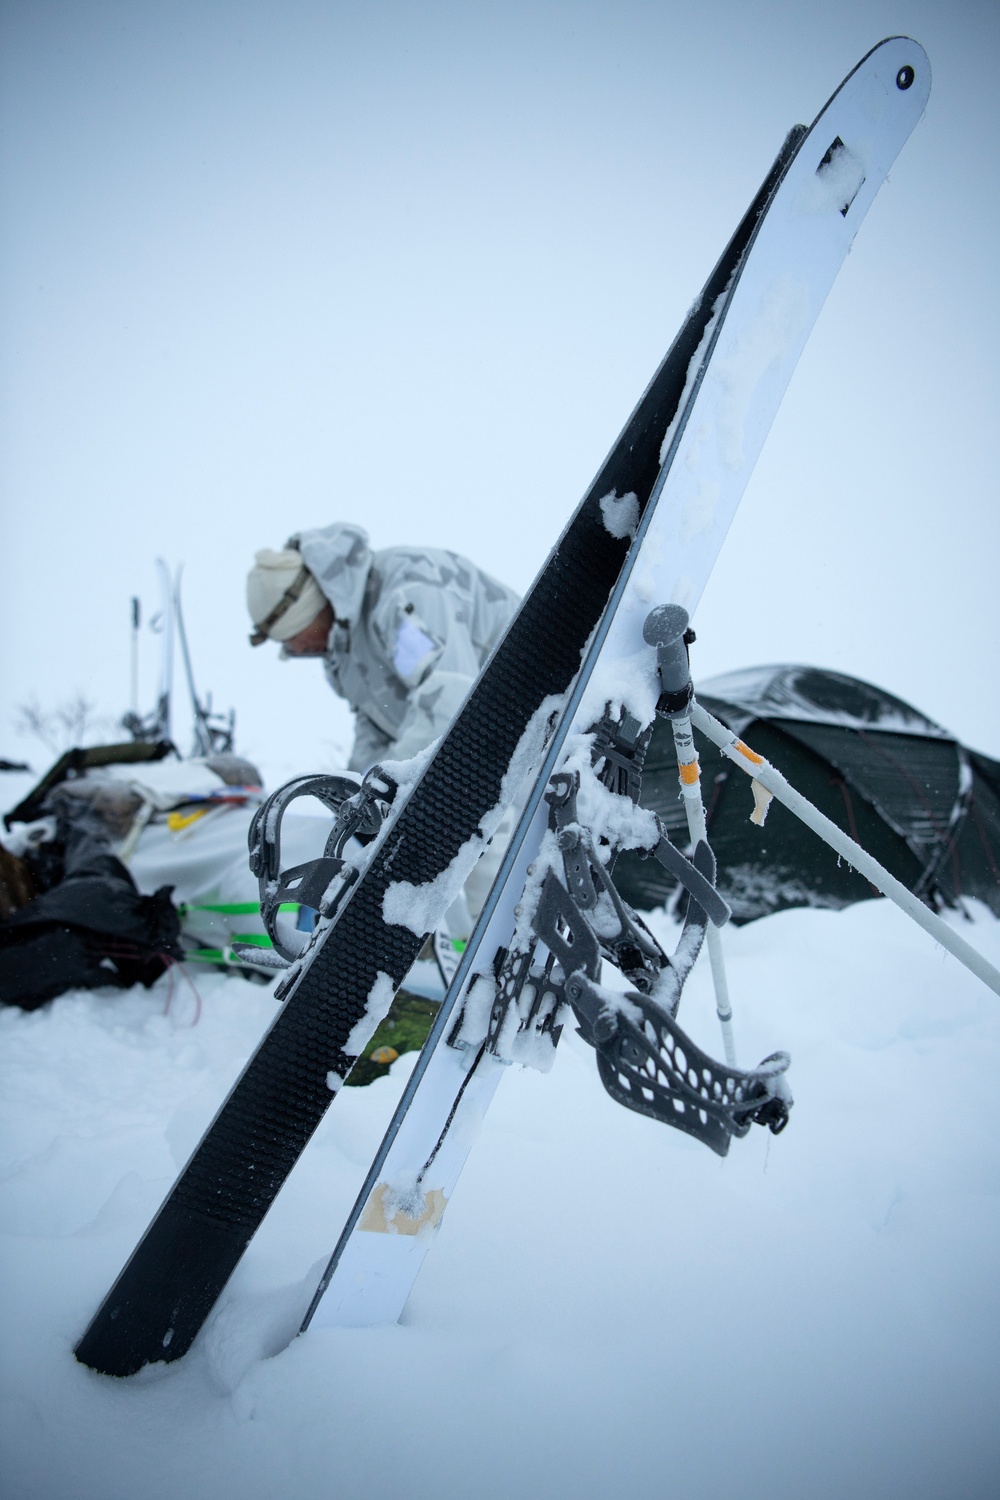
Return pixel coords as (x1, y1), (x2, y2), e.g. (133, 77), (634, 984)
(679, 761), (700, 785)
(734, 739), (764, 766)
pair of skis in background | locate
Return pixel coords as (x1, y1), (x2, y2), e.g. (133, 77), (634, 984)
(124, 559), (235, 758)
(77, 38), (934, 1378)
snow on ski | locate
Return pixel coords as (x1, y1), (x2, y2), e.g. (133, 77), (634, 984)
(76, 37), (929, 1377)
(303, 36), (931, 1332)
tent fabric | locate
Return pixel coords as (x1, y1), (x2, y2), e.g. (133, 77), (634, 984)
(613, 665), (1000, 924)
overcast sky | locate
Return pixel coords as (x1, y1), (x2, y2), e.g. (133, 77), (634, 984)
(1, 0), (997, 784)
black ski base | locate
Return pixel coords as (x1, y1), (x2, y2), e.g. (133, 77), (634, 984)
(75, 1208), (251, 1377)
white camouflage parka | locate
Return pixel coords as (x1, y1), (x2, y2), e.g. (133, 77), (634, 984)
(291, 524), (520, 772)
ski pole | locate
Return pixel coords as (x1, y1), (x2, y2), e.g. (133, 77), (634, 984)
(130, 597), (140, 718)
(174, 565), (212, 757)
(670, 712), (737, 1064)
(152, 558), (175, 744)
(690, 702), (1000, 1000)
(644, 606), (737, 1064)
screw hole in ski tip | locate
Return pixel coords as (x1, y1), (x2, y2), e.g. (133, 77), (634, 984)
(896, 65), (915, 90)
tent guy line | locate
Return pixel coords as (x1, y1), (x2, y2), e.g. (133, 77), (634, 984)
(690, 701), (1000, 998)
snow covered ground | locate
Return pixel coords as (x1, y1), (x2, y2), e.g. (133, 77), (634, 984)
(1, 893), (997, 1499)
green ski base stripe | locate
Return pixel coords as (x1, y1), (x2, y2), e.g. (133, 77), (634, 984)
(179, 901), (299, 916)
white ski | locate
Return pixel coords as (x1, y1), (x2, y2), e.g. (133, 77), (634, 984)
(303, 38), (931, 1332)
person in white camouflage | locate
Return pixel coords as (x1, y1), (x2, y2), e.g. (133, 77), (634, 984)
(247, 523), (520, 773)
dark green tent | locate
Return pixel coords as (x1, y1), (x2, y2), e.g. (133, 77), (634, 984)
(614, 665), (1000, 924)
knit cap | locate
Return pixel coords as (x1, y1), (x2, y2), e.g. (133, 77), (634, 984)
(246, 548), (327, 644)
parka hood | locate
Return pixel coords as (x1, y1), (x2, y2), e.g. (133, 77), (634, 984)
(291, 523), (373, 627)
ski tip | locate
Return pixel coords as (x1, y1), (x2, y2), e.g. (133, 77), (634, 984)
(854, 36), (931, 106)
(801, 37), (930, 196)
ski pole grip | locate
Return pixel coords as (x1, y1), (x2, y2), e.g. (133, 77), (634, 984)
(643, 605), (694, 718)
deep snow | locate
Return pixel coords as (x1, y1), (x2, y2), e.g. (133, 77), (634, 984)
(1, 891), (997, 1500)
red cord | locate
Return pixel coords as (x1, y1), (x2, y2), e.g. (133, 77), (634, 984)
(158, 953), (202, 1025)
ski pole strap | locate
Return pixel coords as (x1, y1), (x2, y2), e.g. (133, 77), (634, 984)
(690, 701), (1000, 999)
